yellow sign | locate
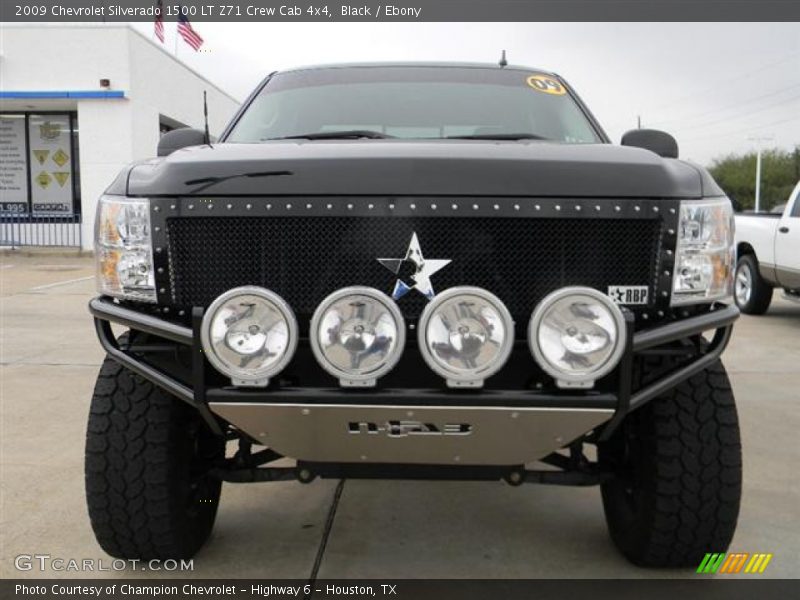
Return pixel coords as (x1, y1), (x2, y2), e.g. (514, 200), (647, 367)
(33, 150), (49, 165)
(526, 75), (567, 95)
(39, 121), (61, 140)
(53, 171), (70, 187)
(35, 171), (52, 189)
(52, 148), (69, 168)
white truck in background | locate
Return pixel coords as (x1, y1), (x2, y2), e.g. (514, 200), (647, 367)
(734, 180), (800, 314)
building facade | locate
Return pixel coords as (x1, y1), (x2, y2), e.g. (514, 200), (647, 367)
(0, 25), (240, 250)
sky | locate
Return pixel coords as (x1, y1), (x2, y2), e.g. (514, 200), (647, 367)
(130, 22), (798, 166)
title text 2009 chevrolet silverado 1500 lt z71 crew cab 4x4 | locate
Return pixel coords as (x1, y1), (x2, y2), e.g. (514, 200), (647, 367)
(734, 180), (800, 314)
(86, 63), (741, 567)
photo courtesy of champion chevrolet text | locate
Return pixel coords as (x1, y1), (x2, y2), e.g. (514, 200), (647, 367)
(0, 1), (798, 598)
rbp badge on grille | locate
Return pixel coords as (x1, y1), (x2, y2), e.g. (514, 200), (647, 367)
(608, 286), (649, 305)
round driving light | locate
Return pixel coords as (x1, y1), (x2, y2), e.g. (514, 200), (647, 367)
(418, 286), (514, 388)
(310, 287), (405, 387)
(528, 287), (625, 388)
(200, 286), (298, 386)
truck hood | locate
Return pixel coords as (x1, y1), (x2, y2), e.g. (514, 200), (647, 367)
(122, 141), (717, 198)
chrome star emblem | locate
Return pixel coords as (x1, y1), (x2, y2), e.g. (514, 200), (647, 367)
(378, 233), (451, 300)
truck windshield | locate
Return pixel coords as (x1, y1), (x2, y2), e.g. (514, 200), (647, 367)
(225, 66), (604, 144)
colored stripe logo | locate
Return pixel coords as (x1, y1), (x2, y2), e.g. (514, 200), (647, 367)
(697, 552), (773, 574)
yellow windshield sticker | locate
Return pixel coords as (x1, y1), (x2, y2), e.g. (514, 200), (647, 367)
(526, 75), (566, 95)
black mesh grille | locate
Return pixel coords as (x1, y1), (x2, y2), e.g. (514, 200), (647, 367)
(166, 216), (663, 321)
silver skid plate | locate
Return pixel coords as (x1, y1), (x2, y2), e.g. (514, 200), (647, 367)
(209, 402), (613, 465)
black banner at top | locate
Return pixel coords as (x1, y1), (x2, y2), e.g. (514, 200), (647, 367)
(2, 0), (799, 22)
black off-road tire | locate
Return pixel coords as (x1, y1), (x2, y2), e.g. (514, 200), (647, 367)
(85, 345), (225, 559)
(735, 254), (773, 315)
(599, 361), (742, 567)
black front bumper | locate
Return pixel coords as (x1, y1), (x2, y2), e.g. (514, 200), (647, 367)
(89, 296), (738, 442)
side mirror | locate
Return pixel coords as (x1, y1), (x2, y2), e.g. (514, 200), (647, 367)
(621, 129), (679, 159)
(157, 128), (207, 157)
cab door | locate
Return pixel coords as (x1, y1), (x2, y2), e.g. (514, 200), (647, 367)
(774, 180), (800, 289)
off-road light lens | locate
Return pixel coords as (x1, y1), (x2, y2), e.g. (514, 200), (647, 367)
(418, 287), (514, 388)
(95, 195), (155, 302)
(310, 287), (405, 387)
(201, 287), (298, 387)
(528, 287), (625, 389)
(672, 198), (735, 305)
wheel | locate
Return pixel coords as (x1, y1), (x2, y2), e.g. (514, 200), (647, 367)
(85, 340), (225, 559)
(734, 254), (772, 315)
(599, 361), (742, 567)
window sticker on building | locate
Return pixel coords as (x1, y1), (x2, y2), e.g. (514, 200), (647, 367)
(52, 148), (69, 167)
(28, 114), (73, 214)
(53, 172), (70, 187)
(35, 171), (53, 189)
(0, 116), (29, 212)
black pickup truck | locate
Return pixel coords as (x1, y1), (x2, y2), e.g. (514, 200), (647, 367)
(87, 63), (741, 567)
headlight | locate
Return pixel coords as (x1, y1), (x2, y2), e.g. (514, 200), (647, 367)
(95, 195), (156, 302)
(310, 287), (405, 387)
(672, 198), (735, 305)
(200, 287), (298, 387)
(418, 287), (514, 388)
(528, 287), (625, 389)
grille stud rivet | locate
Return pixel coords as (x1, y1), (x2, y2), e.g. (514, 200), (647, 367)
(653, 206), (659, 212)
(170, 204), (176, 210)
(452, 204), (458, 210)
(347, 203), (354, 210)
(286, 203), (292, 210)
(514, 204), (520, 210)
(635, 206), (641, 212)
(207, 204), (213, 210)
(473, 204), (479, 210)
(410, 204), (416, 210)
(306, 203), (312, 209)
(153, 206), (160, 212)
(575, 205), (582, 211)
(389, 204), (395, 210)
(327, 203), (333, 210)
(246, 204), (252, 210)
(431, 204), (437, 210)
(615, 206), (621, 212)
(188, 204), (194, 210)
(266, 204), (272, 210)
(555, 205), (561, 211)
(595, 205), (601, 211)
(368, 203), (374, 210)
(535, 204), (541, 211)
(493, 204), (499, 210)
(226, 204), (232, 210)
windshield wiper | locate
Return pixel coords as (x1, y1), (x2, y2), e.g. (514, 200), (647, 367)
(268, 130), (395, 140)
(444, 133), (548, 140)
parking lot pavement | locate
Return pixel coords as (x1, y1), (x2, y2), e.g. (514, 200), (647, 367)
(1, 252), (798, 579)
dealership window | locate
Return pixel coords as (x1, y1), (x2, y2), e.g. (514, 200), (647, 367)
(0, 112), (81, 216)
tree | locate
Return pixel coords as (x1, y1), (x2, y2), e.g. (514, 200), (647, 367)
(708, 146), (800, 211)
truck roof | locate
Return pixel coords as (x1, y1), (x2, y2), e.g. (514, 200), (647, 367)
(277, 61), (560, 77)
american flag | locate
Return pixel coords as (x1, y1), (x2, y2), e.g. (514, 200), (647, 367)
(153, 1), (164, 43)
(177, 11), (204, 51)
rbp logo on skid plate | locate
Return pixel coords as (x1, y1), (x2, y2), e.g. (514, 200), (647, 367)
(349, 421), (473, 437)
(608, 286), (649, 305)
